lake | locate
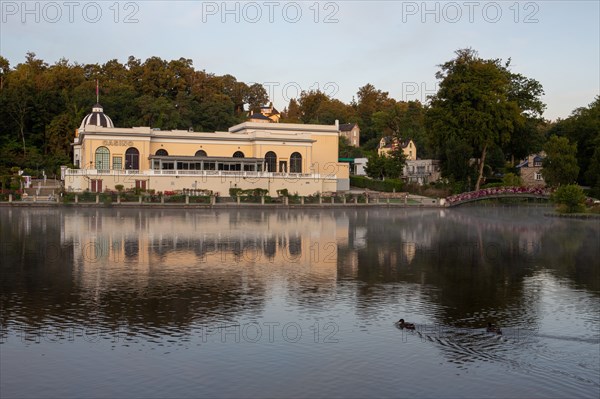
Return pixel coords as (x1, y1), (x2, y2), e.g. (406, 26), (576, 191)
(1, 206), (599, 398)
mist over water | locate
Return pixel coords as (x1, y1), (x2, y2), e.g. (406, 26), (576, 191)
(1, 207), (599, 398)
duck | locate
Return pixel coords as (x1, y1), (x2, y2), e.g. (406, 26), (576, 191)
(395, 319), (416, 330)
(486, 323), (502, 335)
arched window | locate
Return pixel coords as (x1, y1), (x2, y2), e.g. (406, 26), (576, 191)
(155, 149), (168, 156)
(233, 151), (244, 158)
(95, 146), (110, 171)
(125, 147), (140, 170)
(264, 151), (277, 173)
(195, 150), (207, 157)
(290, 152), (302, 173)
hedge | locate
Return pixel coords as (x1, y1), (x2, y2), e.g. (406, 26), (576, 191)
(350, 176), (404, 192)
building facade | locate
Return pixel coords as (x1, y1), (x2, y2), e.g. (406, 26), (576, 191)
(378, 136), (417, 161)
(339, 123), (360, 147)
(63, 104), (349, 196)
(516, 153), (546, 187)
(403, 159), (441, 185)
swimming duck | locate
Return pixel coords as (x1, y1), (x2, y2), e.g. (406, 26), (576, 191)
(486, 323), (502, 335)
(395, 319), (415, 330)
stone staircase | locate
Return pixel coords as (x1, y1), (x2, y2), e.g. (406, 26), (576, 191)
(22, 179), (62, 201)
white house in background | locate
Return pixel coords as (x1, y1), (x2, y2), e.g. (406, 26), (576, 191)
(403, 159), (441, 185)
(353, 158), (368, 176)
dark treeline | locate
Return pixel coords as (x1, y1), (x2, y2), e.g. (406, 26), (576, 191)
(0, 53), (269, 176)
(0, 53), (431, 178)
(0, 51), (597, 194)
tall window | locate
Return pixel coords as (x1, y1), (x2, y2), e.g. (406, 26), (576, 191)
(233, 151), (245, 158)
(112, 156), (122, 170)
(195, 150), (207, 157)
(155, 149), (168, 156)
(265, 151), (277, 173)
(95, 146), (110, 171)
(290, 152), (302, 173)
(125, 147), (140, 170)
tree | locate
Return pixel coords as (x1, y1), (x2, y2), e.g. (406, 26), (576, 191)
(355, 84), (392, 144)
(0, 53), (269, 175)
(551, 184), (586, 213)
(339, 136), (363, 158)
(244, 83), (269, 113)
(502, 173), (522, 187)
(364, 153), (386, 180)
(364, 147), (406, 180)
(281, 99), (301, 123)
(548, 97), (600, 186)
(585, 134), (600, 198)
(426, 49), (545, 191)
(541, 135), (579, 186)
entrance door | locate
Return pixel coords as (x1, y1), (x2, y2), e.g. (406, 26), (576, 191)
(91, 179), (103, 193)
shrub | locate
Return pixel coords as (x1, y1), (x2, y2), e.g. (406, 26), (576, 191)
(502, 173), (522, 187)
(229, 187), (243, 197)
(551, 184), (586, 213)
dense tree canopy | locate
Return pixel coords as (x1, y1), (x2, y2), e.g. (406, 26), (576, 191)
(0, 53), (268, 177)
(364, 147), (407, 180)
(547, 97), (600, 188)
(542, 135), (580, 187)
(2, 50), (595, 197)
(426, 49), (546, 190)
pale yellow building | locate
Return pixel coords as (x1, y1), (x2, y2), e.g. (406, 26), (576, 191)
(64, 104), (349, 196)
(248, 102), (281, 123)
(378, 136), (417, 161)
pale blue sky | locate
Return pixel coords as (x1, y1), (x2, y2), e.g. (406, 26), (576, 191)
(1, 1), (598, 120)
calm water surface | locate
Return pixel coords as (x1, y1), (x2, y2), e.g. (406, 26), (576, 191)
(1, 206), (599, 398)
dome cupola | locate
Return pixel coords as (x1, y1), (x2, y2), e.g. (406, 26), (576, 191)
(79, 103), (114, 130)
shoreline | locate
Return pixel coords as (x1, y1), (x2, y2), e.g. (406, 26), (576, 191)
(0, 201), (443, 209)
(543, 212), (600, 220)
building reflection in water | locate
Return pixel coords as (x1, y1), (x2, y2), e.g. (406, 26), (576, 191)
(55, 209), (350, 329)
(1, 207), (598, 340)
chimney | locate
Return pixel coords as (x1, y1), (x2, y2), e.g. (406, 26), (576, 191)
(335, 119), (339, 129)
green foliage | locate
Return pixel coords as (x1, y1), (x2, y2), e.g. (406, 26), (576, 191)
(364, 149), (406, 180)
(229, 187), (269, 199)
(426, 48), (545, 191)
(339, 136), (364, 158)
(502, 173), (522, 187)
(542, 135), (580, 187)
(350, 176), (404, 192)
(297, 90), (353, 125)
(585, 143), (600, 198)
(0, 53), (262, 175)
(551, 184), (586, 213)
(548, 97), (600, 187)
(114, 184), (124, 192)
(229, 187), (243, 197)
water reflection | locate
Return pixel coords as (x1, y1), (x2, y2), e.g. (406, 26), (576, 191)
(1, 207), (598, 398)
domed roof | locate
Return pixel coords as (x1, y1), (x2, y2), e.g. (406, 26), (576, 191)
(79, 103), (114, 130)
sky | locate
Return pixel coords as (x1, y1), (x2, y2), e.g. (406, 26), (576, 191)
(1, 0), (598, 121)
